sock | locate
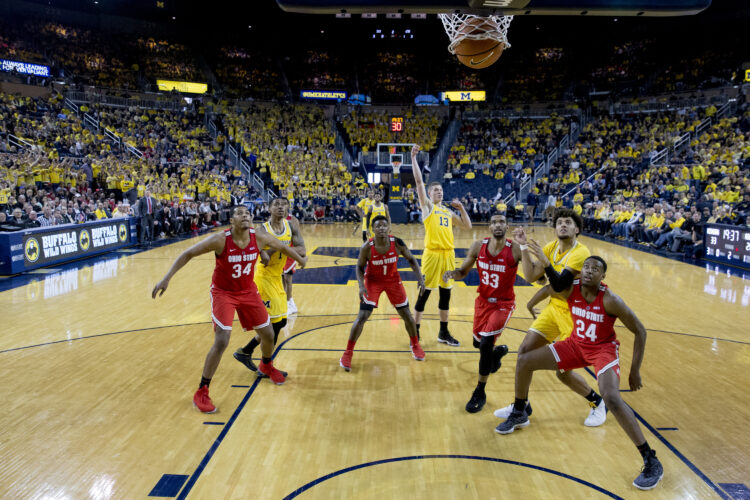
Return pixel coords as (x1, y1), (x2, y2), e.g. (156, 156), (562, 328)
(346, 340), (356, 351)
(637, 441), (652, 459)
(585, 390), (603, 407)
(513, 398), (527, 413)
(439, 321), (448, 333)
(409, 335), (419, 346)
(476, 381), (487, 394)
(242, 337), (260, 355)
(416, 324), (421, 333)
(199, 376), (211, 389)
(261, 356), (272, 365)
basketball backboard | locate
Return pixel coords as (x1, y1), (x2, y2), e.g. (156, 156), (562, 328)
(277, 0), (710, 16)
(376, 143), (427, 169)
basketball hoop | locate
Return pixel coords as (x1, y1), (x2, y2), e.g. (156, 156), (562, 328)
(438, 14), (513, 54)
(438, 14), (513, 69)
(391, 161), (402, 176)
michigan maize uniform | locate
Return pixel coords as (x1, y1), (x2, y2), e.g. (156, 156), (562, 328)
(529, 239), (591, 343)
(254, 219), (292, 323)
(421, 203), (456, 289)
(367, 202), (388, 236)
(357, 198), (373, 232)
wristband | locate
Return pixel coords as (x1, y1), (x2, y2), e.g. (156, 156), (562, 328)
(519, 244), (528, 251)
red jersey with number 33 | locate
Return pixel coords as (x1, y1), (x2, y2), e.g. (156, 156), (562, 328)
(567, 280), (617, 345)
(211, 228), (260, 293)
(365, 236), (400, 282)
(476, 238), (517, 301)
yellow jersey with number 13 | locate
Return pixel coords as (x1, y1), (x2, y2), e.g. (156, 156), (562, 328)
(423, 203), (454, 251)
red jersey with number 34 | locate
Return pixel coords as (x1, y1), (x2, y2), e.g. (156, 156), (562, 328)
(567, 280), (617, 345)
(476, 238), (517, 301)
(212, 228), (260, 293)
(365, 236), (400, 282)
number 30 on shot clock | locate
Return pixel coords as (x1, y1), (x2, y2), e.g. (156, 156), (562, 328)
(390, 116), (404, 133)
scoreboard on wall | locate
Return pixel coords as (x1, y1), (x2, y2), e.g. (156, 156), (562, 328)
(390, 116), (404, 133)
(704, 223), (750, 269)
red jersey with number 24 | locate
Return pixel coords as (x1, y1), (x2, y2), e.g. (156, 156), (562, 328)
(365, 237), (400, 282)
(476, 238), (517, 302)
(212, 228), (261, 293)
(567, 280), (617, 346)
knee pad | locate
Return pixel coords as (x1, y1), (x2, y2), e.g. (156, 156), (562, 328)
(272, 319), (287, 343)
(414, 289), (431, 312)
(478, 336), (494, 376)
(438, 287), (451, 310)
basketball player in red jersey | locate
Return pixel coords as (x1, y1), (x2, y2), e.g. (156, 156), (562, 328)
(443, 214), (521, 413)
(495, 256), (664, 490)
(340, 215), (426, 371)
(152, 206), (307, 413)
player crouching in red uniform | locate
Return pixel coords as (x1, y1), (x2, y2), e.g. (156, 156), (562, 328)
(496, 256), (664, 490)
(152, 206), (307, 413)
(444, 214), (521, 413)
(340, 215), (426, 371)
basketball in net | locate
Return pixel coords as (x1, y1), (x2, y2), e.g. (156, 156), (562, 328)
(439, 14), (513, 70)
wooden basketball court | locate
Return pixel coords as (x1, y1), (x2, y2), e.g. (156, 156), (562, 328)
(1, 223), (748, 499)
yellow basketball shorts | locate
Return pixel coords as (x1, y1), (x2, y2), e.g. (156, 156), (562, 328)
(529, 301), (573, 343)
(421, 248), (456, 289)
(255, 273), (287, 323)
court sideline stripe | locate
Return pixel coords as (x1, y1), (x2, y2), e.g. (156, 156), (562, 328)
(583, 367), (729, 499)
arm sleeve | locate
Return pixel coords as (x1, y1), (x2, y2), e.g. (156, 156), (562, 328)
(544, 266), (575, 293)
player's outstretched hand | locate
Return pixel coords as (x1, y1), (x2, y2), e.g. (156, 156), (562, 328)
(629, 369), (643, 391)
(442, 270), (456, 283)
(450, 198), (463, 209)
(152, 278), (169, 299)
(527, 304), (540, 319)
(528, 239), (550, 266)
(512, 227), (528, 245)
(411, 144), (421, 158)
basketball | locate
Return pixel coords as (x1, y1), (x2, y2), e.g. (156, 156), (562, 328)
(454, 17), (504, 69)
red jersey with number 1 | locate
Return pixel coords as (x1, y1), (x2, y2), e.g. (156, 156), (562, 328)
(365, 236), (400, 282)
(476, 238), (517, 301)
(212, 228), (261, 293)
(567, 280), (617, 346)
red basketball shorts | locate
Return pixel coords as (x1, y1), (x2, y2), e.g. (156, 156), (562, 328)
(549, 337), (621, 379)
(210, 286), (270, 332)
(283, 257), (296, 274)
(472, 296), (515, 343)
(361, 278), (408, 309)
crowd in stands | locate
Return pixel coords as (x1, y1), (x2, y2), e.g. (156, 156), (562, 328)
(213, 46), (284, 100)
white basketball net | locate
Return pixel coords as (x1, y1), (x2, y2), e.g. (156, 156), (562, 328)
(438, 14), (513, 55)
(391, 161), (402, 175)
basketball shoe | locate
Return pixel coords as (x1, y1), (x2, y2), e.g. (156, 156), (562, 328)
(193, 386), (216, 413)
(633, 450), (664, 490)
(258, 361), (286, 385)
(584, 399), (607, 427)
(494, 401), (533, 419)
(437, 330), (460, 347)
(490, 344), (509, 373)
(287, 298), (298, 315)
(340, 350), (353, 371)
(465, 388), (486, 413)
(410, 342), (425, 361)
(495, 410), (530, 434)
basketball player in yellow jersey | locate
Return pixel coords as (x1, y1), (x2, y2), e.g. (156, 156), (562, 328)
(411, 144), (472, 346)
(356, 189), (374, 242)
(233, 197), (306, 376)
(494, 208), (607, 427)
(365, 190), (390, 237)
